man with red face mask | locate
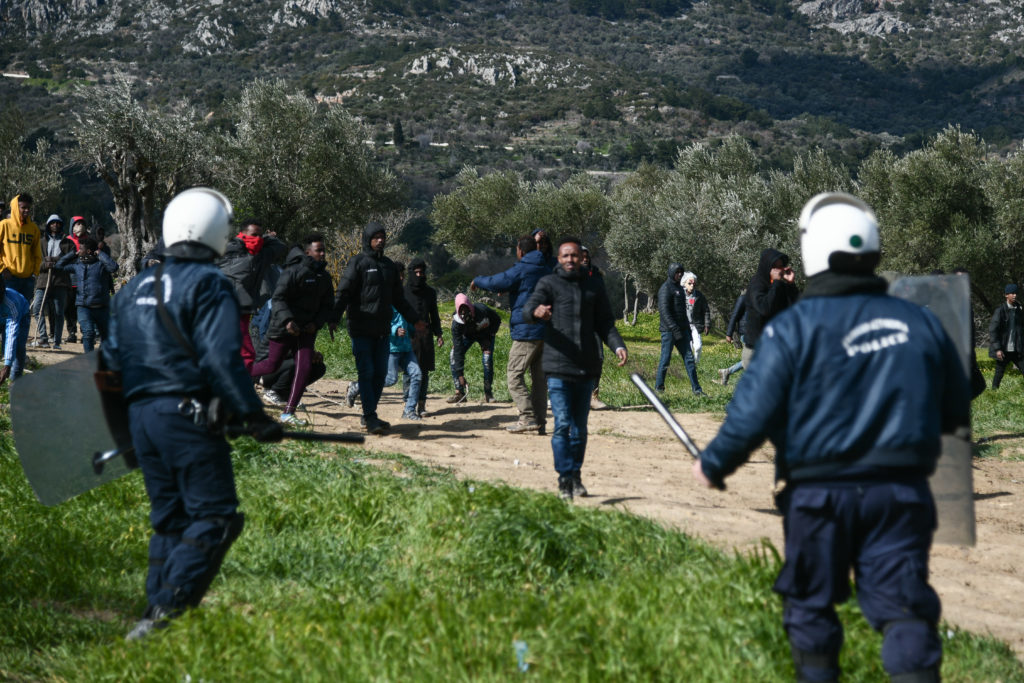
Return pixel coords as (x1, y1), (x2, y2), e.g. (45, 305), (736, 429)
(217, 218), (287, 370)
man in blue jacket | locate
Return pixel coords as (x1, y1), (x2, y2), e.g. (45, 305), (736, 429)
(694, 193), (970, 682)
(472, 235), (549, 433)
(0, 287), (30, 384)
(103, 188), (280, 640)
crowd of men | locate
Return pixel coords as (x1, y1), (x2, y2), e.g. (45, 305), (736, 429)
(3, 187), (1006, 679)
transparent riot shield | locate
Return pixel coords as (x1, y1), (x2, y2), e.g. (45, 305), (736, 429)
(889, 274), (975, 546)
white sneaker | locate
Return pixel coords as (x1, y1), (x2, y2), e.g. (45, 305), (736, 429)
(279, 412), (308, 426)
(263, 389), (286, 405)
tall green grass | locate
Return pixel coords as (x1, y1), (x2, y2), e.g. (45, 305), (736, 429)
(1, 437), (1021, 681)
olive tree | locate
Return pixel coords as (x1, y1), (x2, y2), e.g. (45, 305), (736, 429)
(431, 168), (611, 258)
(218, 80), (402, 245)
(0, 108), (65, 213)
(71, 74), (214, 275)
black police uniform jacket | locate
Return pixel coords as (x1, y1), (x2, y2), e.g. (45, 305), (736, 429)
(102, 257), (264, 416)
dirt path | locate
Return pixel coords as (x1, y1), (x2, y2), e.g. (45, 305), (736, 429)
(26, 346), (1024, 658)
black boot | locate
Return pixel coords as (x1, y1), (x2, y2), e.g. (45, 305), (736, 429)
(557, 475), (574, 501)
(571, 472), (588, 497)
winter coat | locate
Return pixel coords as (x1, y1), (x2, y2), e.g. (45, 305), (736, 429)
(335, 223), (419, 338)
(0, 195), (41, 278)
(744, 248), (799, 349)
(267, 247), (336, 341)
(54, 250), (118, 308)
(472, 249), (548, 341)
(217, 234), (287, 314)
(726, 293), (747, 340)
(700, 273), (970, 488)
(523, 267), (625, 381)
(36, 233), (74, 290)
(404, 263), (442, 371)
(686, 287), (711, 331)
(988, 301), (1024, 358)
(657, 263), (690, 342)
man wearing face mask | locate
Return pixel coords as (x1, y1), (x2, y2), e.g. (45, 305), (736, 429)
(217, 218), (287, 370)
(64, 216), (91, 344)
(655, 263), (703, 395)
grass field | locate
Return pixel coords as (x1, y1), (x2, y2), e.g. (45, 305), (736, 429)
(1, 309), (1022, 681)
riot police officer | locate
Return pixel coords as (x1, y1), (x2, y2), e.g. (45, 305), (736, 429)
(103, 188), (280, 640)
(694, 193), (970, 681)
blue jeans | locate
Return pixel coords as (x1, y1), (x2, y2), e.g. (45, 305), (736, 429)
(6, 308), (29, 378)
(655, 330), (702, 392)
(385, 350), (421, 414)
(450, 335), (495, 393)
(774, 479), (941, 680)
(6, 276), (35, 302)
(78, 306), (110, 353)
(30, 287), (66, 344)
(352, 335), (390, 421)
(547, 376), (594, 475)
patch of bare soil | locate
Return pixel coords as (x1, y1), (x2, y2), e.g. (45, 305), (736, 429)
(28, 346), (1024, 658)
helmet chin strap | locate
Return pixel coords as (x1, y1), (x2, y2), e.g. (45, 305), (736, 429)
(162, 242), (221, 261)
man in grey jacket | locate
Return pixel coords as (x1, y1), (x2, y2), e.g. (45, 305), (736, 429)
(523, 237), (627, 501)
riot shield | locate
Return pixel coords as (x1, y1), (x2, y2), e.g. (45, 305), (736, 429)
(11, 352), (135, 506)
(889, 274), (975, 546)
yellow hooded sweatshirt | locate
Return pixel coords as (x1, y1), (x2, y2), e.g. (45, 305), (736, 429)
(0, 195), (42, 278)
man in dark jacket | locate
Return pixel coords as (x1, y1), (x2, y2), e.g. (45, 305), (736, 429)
(217, 218), (287, 370)
(30, 214), (73, 349)
(744, 247), (799, 367)
(404, 258), (443, 416)
(654, 263), (703, 395)
(54, 237), (118, 352)
(988, 283), (1024, 389)
(523, 237), (627, 501)
(103, 188), (280, 641)
(695, 193), (969, 681)
(448, 293), (502, 404)
(250, 234), (336, 425)
(336, 222), (423, 434)
(471, 235), (549, 432)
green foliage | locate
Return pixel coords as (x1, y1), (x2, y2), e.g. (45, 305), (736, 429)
(605, 138), (850, 318)
(431, 168), (611, 258)
(0, 107), (64, 209)
(218, 80), (403, 244)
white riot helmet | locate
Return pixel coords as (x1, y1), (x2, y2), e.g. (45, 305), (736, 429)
(162, 187), (234, 257)
(799, 192), (879, 277)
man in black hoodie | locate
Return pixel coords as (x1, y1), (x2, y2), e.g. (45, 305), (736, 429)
(744, 247), (799, 367)
(654, 263), (703, 395)
(336, 222), (423, 434)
